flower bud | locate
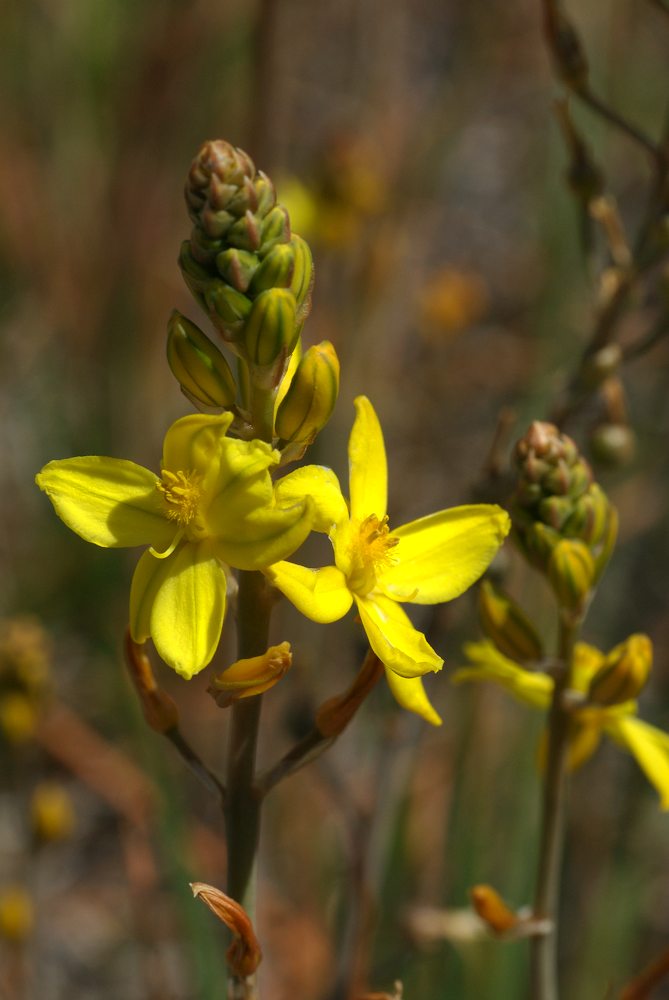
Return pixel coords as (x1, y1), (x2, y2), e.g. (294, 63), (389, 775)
(167, 311), (237, 408)
(289, 234), (314, 320)
(31, 782), (76, 842)
(588, 634), (653, 706)
(259, 204), (291, 254)
(275, 341), (340, 445)
(590, 423), (636, 467)
(123, 630), (179, 734)
(208, 642), (292, 707)
(224, 209), (262, 253)
(521, 521), (561, 570)
(249, 241), (296, 296)
(203, 281), (253, 342)
(215, 248), (259, 293)
(244, 288), (298, 368)
(477, 580), (543, 662)
(191, 882), (262, 977)
(470, 885), (519, 936)
(547, 539), (595, 611)
(580, 344), (622, 388)
(563, 483), (611, 547)
(0, 886), (34, 942)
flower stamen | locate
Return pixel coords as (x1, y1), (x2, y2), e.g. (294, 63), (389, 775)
(157, 470), (203, 527)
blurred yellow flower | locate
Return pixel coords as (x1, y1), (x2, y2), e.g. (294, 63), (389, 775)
(454, 638), (669, 808)
(418, 267), (489, 343)
(266, 397), (510, 724)
(36, 414), (313, 678)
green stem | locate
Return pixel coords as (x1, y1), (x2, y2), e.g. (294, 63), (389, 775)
(249, 384), (276, 444)
(224, 570), (272, 998)
(530, 615), (579, 1000)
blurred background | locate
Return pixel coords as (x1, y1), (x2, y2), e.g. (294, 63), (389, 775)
(2, 0), (669, 997)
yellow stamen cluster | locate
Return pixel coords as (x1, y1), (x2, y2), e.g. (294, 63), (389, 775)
(157, 470), (203, 526)
(347, 514), (399, 595)
(360, 514), (399, 565)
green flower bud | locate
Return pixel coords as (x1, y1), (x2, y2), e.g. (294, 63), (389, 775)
(179, 240), (216, 303)
(590, 423), (636, 467)
(538, 495), (574, 532)
(289, 234), (314, 320)
(477, 580), (543, 662)
(564, 484), (611, 547)
(588, 634), (653, 706)
(244, 288), (298, 368)
(522, 521), (561, 570)
(249, 242), (296, 296)
(580, 345), (622, 389)
(203, 281), (253, 342)
(275, 340), (340, 445)
(259, 205), (291, 254)
(215, 248), (259, 293)
(253, 171), (276, 217)
(547, 539), (595, 612)
(224, 210), (262, 253)
(167, 311), (236, 408)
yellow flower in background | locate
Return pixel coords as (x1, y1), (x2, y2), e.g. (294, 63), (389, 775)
(36, 414), (313, 679)
(454, 638), (669, 809)
(266, 397), (510, 724)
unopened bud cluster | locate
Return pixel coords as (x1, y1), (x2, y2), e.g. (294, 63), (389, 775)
(168, 139), (339, 454)
(511, 422), (617, 610)
(181, 140), (312, 371)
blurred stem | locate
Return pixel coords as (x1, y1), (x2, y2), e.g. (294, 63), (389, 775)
(224, 570), (272, 999)
(530, 614), (579, 1000)
(248, 0), (278, 166)
(574, 85), (662, 167)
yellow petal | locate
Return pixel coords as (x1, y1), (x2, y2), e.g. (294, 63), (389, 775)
(265, 562), (352, 622)
(355, 594), (443, 678)
(567, 721), (603, 771)
(205, 439), (285, 533)
(161, 412), (235, 479)
(348, 396), (387, 521)
(453, 640), (552, 709)
(213, 497), (315, 571)
(274, 465), (349, 533)
(36, 457), (173, 549)
(384, 669), (442, 725)
(605, 716), (669, 810)
(378, 505), (510, 604)
(130, 541), (226, 679)
(274, 339), (302, 413)
(570, 642), (606, 695)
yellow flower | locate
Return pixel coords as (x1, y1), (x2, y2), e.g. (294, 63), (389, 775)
(454, 639), (669, 809)
(266, 397), (510, 724)
(36, 413), (313, 679)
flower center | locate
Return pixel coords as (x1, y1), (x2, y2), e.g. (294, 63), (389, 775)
(157, 470), (203, 527)
(347, 514), (399, 595)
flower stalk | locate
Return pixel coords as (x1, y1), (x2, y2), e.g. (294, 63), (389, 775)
(224, 570), (273, 998)
(529, 614), (579, 1000)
